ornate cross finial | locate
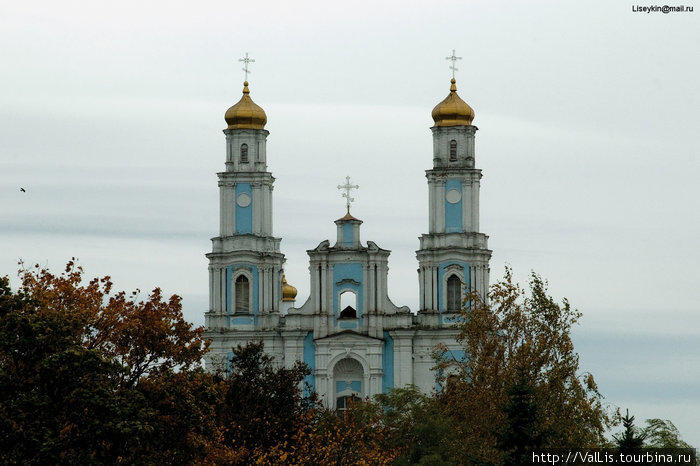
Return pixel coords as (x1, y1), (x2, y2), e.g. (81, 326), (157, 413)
(445, 49), (462, 79)
(239, 52), (255, 81)
(337, 176), (359, 214)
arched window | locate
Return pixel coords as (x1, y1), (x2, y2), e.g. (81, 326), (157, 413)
(339, 290), (357, 319)
(240, 143), (248, 163)
(235, 275), (250, 313)
(446, 274), (461, 311)
(449, 140), (457, 162)
(333, 358), (364, 410)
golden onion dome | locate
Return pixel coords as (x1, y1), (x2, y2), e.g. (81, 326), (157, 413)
(431, 78), (475, 127)
(224, 81), (267, 130)
(281, 275), (297, 302)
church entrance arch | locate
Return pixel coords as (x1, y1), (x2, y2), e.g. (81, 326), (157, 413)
(332, 357), (364, 410)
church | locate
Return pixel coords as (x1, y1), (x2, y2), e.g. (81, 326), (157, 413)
(203, 63), (492, 409)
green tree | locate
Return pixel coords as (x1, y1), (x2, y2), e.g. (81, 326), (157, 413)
(495, 368), (546, 466)
(374, 385), (456, 465)
(642, 418), (694, 450)
(614, 409), (646, 455)
(219, 340), (315, 462)
(641, 418), (698, 466)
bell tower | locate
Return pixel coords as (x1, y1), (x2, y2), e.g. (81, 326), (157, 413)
(416, 74), (492, 317)
(205, 78), (285, 333)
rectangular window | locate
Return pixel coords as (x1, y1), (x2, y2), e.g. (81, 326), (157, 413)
(235, 276), (250, 314)
(447, 275), (461, 311)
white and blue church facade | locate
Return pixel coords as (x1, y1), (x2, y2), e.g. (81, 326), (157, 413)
(204, 75), (492, 409)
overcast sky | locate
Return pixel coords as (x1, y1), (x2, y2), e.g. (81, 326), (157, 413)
(1, 0), (698, 446)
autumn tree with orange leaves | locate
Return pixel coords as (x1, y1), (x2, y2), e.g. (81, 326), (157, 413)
(0, 260), (224, 465)
(433, 268), (614, 465)
(0, 260), (400, 465)
(251, 399), (402, 465)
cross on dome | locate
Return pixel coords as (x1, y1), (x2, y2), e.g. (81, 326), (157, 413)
(337, 176), (359, 214)
(239, 52), (255, 81)
(445, 49), (462, 79)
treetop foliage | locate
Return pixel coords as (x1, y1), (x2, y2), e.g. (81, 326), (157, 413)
(0, 261), (217, 464)
(433, 268), (613, 464)
(7, 260), (209, 384)
(1, 262), (694, 465)
(0, 261), (400, 464)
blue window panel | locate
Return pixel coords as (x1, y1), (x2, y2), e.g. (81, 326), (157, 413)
(382, 331), (394, 393)
(444, 179), (462, 233)
(336, 380), (362, 393)
(303, 332), (315, 396)
(435, 349), (468, 392)
(443, 314), (465, 324)
(342, 222), (354, 246)
(447, 349), (467, 363)
(226, 351), (235, 374)
(339, 321), (357, 329)
(235, 183), (253, 234)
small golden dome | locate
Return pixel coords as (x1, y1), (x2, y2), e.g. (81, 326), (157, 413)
(224, 81), (267, 130)
(282, 275), (297, 302)
(336, 206), (360, 222)
(431, 78), (475, 127)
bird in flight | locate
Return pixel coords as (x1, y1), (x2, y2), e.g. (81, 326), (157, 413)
(20, 188), (26, 192)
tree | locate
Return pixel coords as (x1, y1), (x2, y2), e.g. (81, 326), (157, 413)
(217, 341), (405, 465)
(219, 340), (315, 462)
(373, 385), (455, 466)
(641, 418), (698, 466)
(642, 418), (694, 450)
(496, 367), (546, 466)
(435, 268), (613, 464)
(0, 261), (218, 464)
(0, 262), (400, 464)
(614, 409), (646, 455)
(1, 261), (628, 465)
(253, 397), (402, 465)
